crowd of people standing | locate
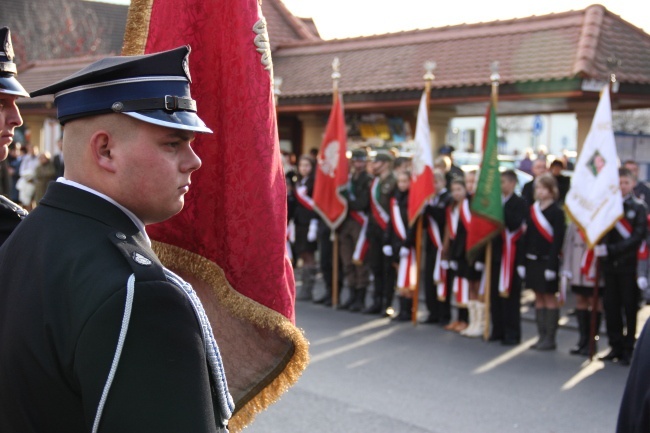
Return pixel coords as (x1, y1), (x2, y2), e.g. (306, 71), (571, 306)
(285, 145), (650, 366)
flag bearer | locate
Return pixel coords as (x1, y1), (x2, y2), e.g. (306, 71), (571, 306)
(521, 173), (566, 351)
(596, 168), (648, 365)
(363, 150), (397, 315)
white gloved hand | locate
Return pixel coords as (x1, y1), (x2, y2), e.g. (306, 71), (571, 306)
(449, 261), (458, 271)
(517, 265), (526, 279)
(307, 219), (318, 242)
(594, 245), (608, 257)
(440, 260), (449, 270)
(561, 270), (573, 279)
(544, 270), (557, 281)
(399, 246), (410, 258)
(474, 262), (485, 272)
(382, 245), (393, 257)
(638, 277), (649, 290)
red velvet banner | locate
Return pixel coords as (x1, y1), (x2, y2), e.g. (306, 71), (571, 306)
(144, 0), (296, 322)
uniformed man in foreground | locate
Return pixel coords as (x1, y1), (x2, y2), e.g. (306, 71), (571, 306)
(0, 27), (29, 245)
(0, 46), (233, 432)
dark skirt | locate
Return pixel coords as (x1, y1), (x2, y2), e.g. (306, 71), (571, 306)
(525, 258), (558, 293)
(457, 259), (482, 282)
(294, 224), (317, 256)
(571, 285), (602, 298)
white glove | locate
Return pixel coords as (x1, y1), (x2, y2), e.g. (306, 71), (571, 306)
(594, 245), (608, 257)
(399, 247), (410, 258)
(474, 262), (485, 272)
(561, 270), (573, 279)
(638, 277), (649, 290)
(383, 245), (393, 257)
(544, 270), (557, 281)
(517, 265), (526, 279)
(449, 261), (458, 271)
(307, 219), (318, 242)
(440, 260), (449, 270)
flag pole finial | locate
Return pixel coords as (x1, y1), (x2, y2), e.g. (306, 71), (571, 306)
(423, 60), (436, 105)
(490, 61), (500, 107)
(607, 56), (622, 94)
(331, 57), (341, 101)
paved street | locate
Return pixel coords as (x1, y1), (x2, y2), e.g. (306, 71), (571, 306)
(247, 282), (637, 433)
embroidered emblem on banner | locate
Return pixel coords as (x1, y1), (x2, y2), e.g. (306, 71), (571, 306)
(320, 141), (340, 177)
(253, 18), (272, 71)
(132, 252), (152, 266)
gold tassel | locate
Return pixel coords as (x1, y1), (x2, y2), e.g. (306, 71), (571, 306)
(122, 0), (154, 56)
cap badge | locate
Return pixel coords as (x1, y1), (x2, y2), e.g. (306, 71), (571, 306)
(182, 54), (192, 83)
(4, 40), (13, 61)
(132, 252), (152, 266)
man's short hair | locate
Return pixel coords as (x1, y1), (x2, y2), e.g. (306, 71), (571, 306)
(623, 160), (638, 168)
(550, 159), (565, 169)
(501, 169), (517, 183)
(620, 167), (635, 179)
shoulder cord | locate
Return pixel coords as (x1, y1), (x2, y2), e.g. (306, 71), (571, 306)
(163, 268), (234, 427)
(92, 274), (136, 433)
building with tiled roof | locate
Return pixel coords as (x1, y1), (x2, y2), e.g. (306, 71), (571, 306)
(7, 0), (650, 156)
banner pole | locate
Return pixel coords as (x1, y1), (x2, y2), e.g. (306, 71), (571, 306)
(330, 57), (341, 308)
(412, 61), (435, 325)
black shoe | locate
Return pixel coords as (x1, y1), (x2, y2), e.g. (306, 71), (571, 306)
(362, 303), (382, 315)
(501, 338), (520, 346)
(313, 293), (330, 304)
(488, 334), (503, 342)
(392, 313), (411, 322)
(600, 350), (624, 362)
(421, 315), (440, 325)
(619, 354), (631, 366)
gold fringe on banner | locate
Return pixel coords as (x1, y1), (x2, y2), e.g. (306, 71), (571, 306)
(153, 241), (310, 433)
(122, 0), (154, 56)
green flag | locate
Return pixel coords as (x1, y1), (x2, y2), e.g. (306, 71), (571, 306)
(466, 102), (504, 261)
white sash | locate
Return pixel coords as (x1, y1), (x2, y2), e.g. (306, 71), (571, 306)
(370, 178), (390, 229)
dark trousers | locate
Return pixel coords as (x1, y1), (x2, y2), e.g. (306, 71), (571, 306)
(368, 228), (396, 308)
(603, 267), (640, 353)
(490, 259), (522, 341)
(423, 241), (450, 323)
(319, 225), (343, 294)
(338, 218), (370, 289)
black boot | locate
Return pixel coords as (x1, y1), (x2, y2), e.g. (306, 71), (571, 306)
(337, 288), (355, 310)
(362, 289), (383, 314)
(570, 309), (589, 355)
(537, 308), (559, 351)
(392, 296), (413, 321)
(349, 288), (367, 312)
(530, 308), (547, 349)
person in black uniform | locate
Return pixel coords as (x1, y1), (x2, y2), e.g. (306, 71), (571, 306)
(337, 148), (371, 312)
(0, 28), (29, 246)
(291, 155), (319, 301)
(383, 170), (416, 321)
(441, 177), (476, 333)
(596, 168), (648, 365)
(364, 150), (397, 315)
(489, 170), (526, 345)
(422, 169), (452, 324)
(0, 47), (233, 432)
(521, 173), (566, 351)
(617, 319), (650, 432)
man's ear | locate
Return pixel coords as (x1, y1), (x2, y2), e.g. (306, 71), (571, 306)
(90, 130), (117, 173)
